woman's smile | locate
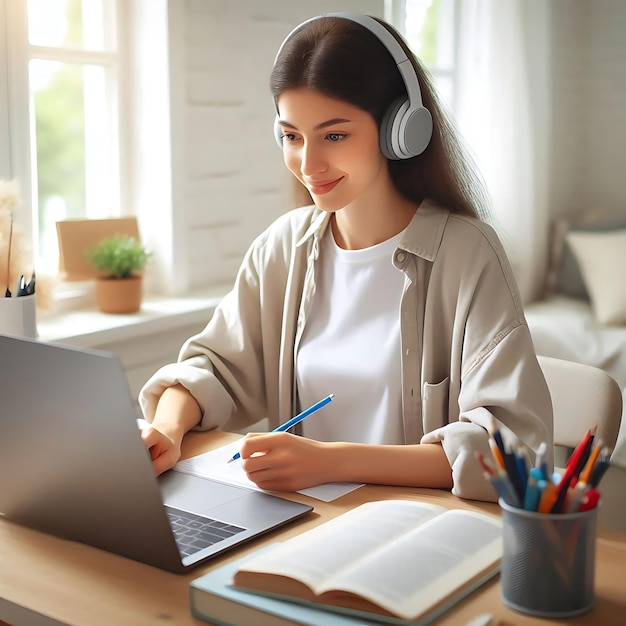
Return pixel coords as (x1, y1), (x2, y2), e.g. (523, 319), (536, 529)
(306, 177), (344, 195)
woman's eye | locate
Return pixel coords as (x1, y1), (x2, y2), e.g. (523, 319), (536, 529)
(326, 133), (346, 142)
(280, 133), (298, 142)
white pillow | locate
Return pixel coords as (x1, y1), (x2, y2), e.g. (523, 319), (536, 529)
(566, 229), (626, 325)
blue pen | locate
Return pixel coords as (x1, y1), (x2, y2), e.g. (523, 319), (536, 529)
(492, 429), (506, 458)
(500, 441), (524, 502)
(227, 394), (335, 463)
(514, 447), (529, 495)
(534, 441), (549, 481)
(490, 472), (521, 508)
(523, 467), (543, 511)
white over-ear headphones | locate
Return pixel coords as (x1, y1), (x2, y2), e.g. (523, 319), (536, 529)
(272, 12), (433, 160)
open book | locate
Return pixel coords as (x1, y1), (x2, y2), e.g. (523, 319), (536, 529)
(232, 499), (502, 624)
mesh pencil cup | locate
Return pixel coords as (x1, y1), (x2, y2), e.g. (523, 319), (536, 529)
(499, 498), (598, 618)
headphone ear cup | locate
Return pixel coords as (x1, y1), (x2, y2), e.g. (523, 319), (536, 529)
(389, 99), (411, 159)
(398, 106), (433, 157)
(274, 116), (283, 148)
(380, 97), (406, 160)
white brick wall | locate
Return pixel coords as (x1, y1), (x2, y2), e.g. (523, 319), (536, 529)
(170, 0), (383, 291)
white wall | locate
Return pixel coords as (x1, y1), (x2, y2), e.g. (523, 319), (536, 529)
(587, 0), (626, 215)
(549, 0), (626, 220)
(165, 0), (383, 293)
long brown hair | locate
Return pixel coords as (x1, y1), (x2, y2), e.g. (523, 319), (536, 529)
(270, 15), (490, 221)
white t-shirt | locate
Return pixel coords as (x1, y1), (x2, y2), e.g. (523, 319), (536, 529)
(296, 226), (406, 444)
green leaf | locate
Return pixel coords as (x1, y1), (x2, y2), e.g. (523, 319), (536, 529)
(87, 234), (152, 279)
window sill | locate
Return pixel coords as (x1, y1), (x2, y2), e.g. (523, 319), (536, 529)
(36, 284), (230, 348)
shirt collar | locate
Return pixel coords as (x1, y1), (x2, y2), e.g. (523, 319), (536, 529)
(296, 208), (331, 247)
(295, 199), (450, 261)
(399, 200), (450, 262)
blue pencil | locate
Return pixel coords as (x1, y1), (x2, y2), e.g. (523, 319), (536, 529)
(226, 394), (335, 463)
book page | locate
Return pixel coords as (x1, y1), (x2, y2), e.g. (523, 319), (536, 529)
(234, 500), (447, 593)
(234, 503), (502, 621)
(323, 509), (502, 620)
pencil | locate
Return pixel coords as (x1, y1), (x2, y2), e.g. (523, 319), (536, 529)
(579, 440), (602, 485)
(475, 451), (496, 475)
(551, 427), (595, 513)
(589, 450), (611, 488)
(537, 480), (559, 513)
(488, 472), (521, 508)
(488, 437), (506, 471)
(226, 394), (335, 463)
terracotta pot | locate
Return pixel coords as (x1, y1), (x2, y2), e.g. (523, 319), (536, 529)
(95, 276), (143, 314)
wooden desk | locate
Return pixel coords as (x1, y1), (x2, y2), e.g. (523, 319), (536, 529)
(1, 430), (625, 626)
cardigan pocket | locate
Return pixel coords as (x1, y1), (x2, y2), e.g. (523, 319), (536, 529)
(422, 377), (450, 431)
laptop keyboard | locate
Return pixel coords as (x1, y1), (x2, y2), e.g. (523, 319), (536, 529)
(165, 506), (246, 557)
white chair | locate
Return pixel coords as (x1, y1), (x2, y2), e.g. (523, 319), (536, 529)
(538, 355), (625, 531)
(538, 355), (622, 457)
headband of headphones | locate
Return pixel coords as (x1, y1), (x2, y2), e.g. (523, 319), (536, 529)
(273, 13), (433, 159)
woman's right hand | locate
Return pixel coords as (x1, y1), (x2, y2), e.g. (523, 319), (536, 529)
(140, 423), (183, 476)
(139, 383), (202, 475)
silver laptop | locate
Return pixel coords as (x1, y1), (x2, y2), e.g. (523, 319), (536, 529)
(0, 334), (313, 573)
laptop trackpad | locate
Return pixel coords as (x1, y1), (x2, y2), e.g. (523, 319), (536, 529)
(159, 470), (250, 514)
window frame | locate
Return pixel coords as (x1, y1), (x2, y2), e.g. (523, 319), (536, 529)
(388, 0), (462, 114)
(1, 0), (130, 264)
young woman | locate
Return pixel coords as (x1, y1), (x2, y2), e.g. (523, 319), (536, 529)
(139, 13), (553, 502)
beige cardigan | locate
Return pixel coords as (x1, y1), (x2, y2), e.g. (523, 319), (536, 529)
(140, 201), (553, 501)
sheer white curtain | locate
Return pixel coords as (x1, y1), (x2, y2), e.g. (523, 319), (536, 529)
(455, 0), (552, 303)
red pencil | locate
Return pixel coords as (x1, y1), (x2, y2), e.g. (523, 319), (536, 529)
(551, 427), (596, 513)
(475, 451), (496, 476)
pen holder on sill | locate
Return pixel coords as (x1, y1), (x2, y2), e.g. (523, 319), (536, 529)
(499, 498), (598, 618)
(0, 294), (37, 338)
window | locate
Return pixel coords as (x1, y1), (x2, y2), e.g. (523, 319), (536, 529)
(389, 0), (459, 112)
(2, 0), (127, 265)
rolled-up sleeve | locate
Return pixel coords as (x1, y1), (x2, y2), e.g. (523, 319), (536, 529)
(421, 324), (553, 501)
(139, 355), (236, 431)
(138, 236), (269, 432)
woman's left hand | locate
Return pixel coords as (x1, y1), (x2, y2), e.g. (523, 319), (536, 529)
(238, 431), (334, 491)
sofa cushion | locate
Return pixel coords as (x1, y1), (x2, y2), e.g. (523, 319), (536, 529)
(566, 229), (626, 325)
(545, 214), (626, 300)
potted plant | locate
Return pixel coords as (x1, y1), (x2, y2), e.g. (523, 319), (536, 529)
(87, 234), (152, 313)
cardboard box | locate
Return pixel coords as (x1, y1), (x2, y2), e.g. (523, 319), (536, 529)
(56, 217), (141, 281)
